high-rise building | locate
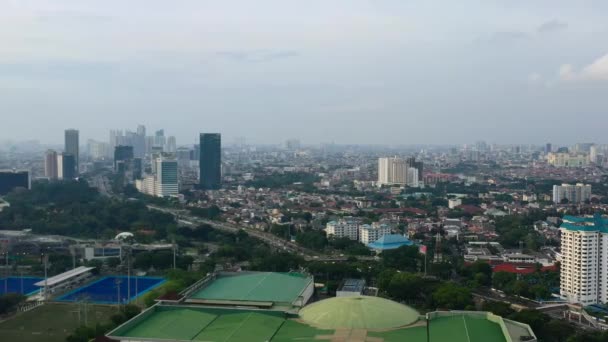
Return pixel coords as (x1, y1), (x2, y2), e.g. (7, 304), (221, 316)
(166, 136), (177, 153)
(553, 184), (592, 204)
(0, 170), (30, 195)
(545, 143), (552, 154)
(57, 153), (76, 180)
(590, 145), (598, 164)
(560, 214), (608, 305)
(114, 145), (134, 172)
(154, 130), (166, 150)
(378, 157), (407, 186)
(155, 156), (178, 197)
(406, 157), (423, 182)
(64, 129), (79, 174)
(199, 133), (222, 190)
(44, 150), (58, 180)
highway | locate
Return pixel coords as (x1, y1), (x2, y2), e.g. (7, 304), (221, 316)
(147, 205), (378, 262)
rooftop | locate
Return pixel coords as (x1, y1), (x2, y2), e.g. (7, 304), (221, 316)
(367, 234), (414, 251)
(34, 266), (94, 287)
(561, 214), (608, 233)
(187, 272), (312, 305)
(299, 296), (420, 329)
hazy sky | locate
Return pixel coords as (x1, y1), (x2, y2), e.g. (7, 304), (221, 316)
(2, 0), (608, 146)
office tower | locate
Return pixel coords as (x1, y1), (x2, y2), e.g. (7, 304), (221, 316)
(406, 157), (424, 181)
(199, 133), (221, 190)
(192, 144), (200, 161)
(590, 145), (598, 164)
(64, 129), (79, 174)
(154, 130), (166, 150)
(545, 143), (552, 154)
(57, 153), (76, 180)
(406, 167), (419, 187)
(44, 150), (58, 180)
(114, 145), (134, 172)
(87, 140), (110, 160)
(285, 139), (301, 150)
(0, 170), (30, 195)
(377, 157), (406, 186)
(137, 125), (146, 137)
(155, 156), (178, 197)
(552, 184), (592, 204)
(166, 136), (177, 153)
(560, 214), (608, 305)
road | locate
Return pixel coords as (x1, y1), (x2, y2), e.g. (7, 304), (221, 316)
(147, 205), (378, 262)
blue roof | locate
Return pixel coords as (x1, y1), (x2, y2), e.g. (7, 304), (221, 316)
(367, 234), (413, 251)
(561, 214), (608, 233)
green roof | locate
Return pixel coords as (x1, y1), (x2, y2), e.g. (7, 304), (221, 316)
(299, 296), (420, 329)
(188, 272), (312, 304)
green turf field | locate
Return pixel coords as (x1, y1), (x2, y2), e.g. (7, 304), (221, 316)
(368, 315), (507, 342)
(189, 272), (311, 304)
(0, 303), (115, 342)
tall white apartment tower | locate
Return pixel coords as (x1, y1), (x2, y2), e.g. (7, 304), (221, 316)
(378, 157), (407, 186)
(560, 214), (608, 305)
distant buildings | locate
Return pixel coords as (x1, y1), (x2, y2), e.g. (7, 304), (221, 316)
(114, 145), (134, 172)
(199, 133), (222, 190)
(57, 153), (76, 180)
(552, 183), (592, 204)
(560, 214), (608, 305)
(44, 150), (58, 180)
(359, 223), (392, 244)
(0, 170), (30, 195)
(547, 152), (589, 167)
(64, 129), (79, 174)
(378, 157), (423, 187)
(325, 218), (360, 240)
(378, 157), (407, 186)
(155, 156), (178, 197)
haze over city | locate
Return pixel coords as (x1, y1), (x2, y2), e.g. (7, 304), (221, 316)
(2, 0), (608, 145)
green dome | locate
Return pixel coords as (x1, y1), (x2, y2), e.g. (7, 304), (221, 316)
(299, 296), (420, 330)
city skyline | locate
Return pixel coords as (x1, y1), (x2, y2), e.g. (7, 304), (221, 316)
(2, 1), (608, 145)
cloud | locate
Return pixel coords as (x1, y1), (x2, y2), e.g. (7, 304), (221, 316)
(559, 53), (608, 81)
(216, 50), (299, 63)
(537, 20), (568, 33)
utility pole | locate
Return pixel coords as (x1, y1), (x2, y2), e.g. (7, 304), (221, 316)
(4, 253), (8, 295)
(173, 239), (177, 270)
(127, 247), (131, 302)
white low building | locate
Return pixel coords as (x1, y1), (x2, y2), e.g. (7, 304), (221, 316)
(35, 266), (95, 298)
(359, 223), (392, 244)
(325, 218), (360, 240)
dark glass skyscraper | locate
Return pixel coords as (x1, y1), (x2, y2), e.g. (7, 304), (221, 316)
(0, 170), (30, 195)
(64, 129), (79, 175)
(199, 133), (221, 190)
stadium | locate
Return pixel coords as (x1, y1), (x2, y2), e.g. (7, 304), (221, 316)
(107, 271), (537, 342)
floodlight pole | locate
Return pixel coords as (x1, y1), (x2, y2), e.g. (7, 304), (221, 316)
(4, 253), (8, 294)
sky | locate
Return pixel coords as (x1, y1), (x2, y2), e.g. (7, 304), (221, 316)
(1, 0), (608, 146)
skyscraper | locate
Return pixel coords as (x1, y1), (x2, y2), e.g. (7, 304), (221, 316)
(44, 150), (58, 180)
(155, 156), (178, 197)
(64, 129), (79, 175)
(114, 145), (134, 172)
(560, 214), (608, 305)
(166, 136), (177, 153)
(199, 133), (221, 190)
(377, 157), (406, 186)
(57, 153), (76, 180)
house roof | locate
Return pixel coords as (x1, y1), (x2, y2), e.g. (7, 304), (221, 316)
(367, 234), (413, 250)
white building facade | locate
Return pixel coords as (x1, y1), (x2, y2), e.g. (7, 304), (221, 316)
(560, 214), (608, 305)
(552, 183), (592, 204)
(378, 157), (407, 186)
(359, 223), (392, 244)
(325, 218), (360, 240)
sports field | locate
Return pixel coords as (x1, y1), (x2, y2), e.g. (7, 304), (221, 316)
(0, 303), (115, 342)
(56, 276), (165, 304)
(110, 306), (293, 342)
(0, 276), (43, 296)
(369, 315), (507, 342)
(189, 272), (311, 304)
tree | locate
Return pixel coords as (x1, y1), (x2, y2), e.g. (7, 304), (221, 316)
(107, 257), (121, 268)
(482, 301), (514, 317)
(387, 272), (424, 303)
(432, 283), (472, 310)
(492, 272), (516, 290)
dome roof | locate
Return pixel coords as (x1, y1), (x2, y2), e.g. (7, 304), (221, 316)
(299, 296), (420, 330)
